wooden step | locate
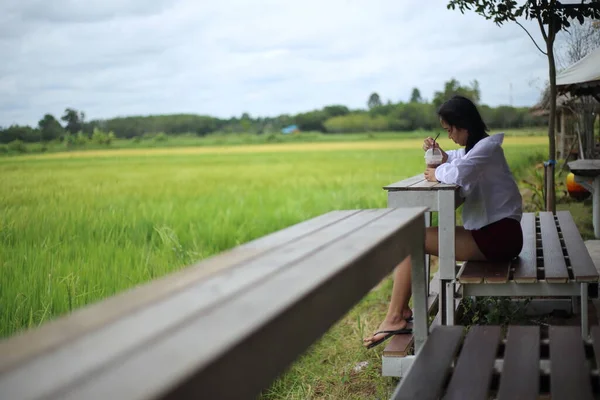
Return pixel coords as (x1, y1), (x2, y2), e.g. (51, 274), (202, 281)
(382, 293), (439, 357)
(458, 260), (511, 284)
(383, 272), (461, 357)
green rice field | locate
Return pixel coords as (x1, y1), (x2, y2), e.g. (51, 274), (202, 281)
(0, 135), (547, 340)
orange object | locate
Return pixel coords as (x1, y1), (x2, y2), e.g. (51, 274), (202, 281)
(566, 172), (591, 201)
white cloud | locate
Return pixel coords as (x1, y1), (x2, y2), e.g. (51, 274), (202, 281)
(0, 0), (562, 126)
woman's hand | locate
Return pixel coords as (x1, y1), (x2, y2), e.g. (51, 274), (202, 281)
(424, 168), (438, 182)
(423, 137), (449, 163)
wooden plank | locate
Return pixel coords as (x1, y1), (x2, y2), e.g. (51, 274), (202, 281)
(384, 174), (459, 191)
(383, 175), (426, 190)
(458, 261), (510, 284)
(539, 212), (569, 283)
(0, 208), (403, 399)
(513, 213), (538, 283)
(407, 180), (440, 189)
(549, 326), (593, 400)
(497, 326), (540, 400)
(556, 211), (598, 282)
(0, 209), (360, 374)
(591, 326), (600, 375)
(383, 292), (439, 357)
(444, 326), (501, 400)
(391, 326), (464, 400)
(568, 160), (600, 176)
(2, 207), (428, 400)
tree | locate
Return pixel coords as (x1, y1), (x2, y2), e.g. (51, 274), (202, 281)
(323, 105), (350, 117)
(558, 18), (600, 67)
(432, 78), (481, 108)
(61, 108), (85, 135)
(410, 88), (423, 103)
(367, 92), (382, 109)
(446, 0), (600, 212)
(558, 18), (600, 159)
(38, 114), (64, 142)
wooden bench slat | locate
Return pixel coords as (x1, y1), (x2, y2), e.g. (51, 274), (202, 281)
(0, 209), (360, 374)
(406, 180), (440, 189)
(539, 212), (569, 282)
(497, 326), (540, 400)
(549, 326), (594, 400)
(556, 211), (599, 282)
(458, 261), (510, 284)
(591, 326), (600, 377)
(384, 174), (458, 191)
(513, 213), (538, 283)
(384, 289), (440, 357)
(0, 208), (402, 399)
(392, 326), (464, 400)
(1, 207), (427, 400)
(444, 326), (501, 400)
(383, 175), (426, 190)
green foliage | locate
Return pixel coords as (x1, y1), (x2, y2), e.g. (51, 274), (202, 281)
(91, 128), (115, 145)
(0, 125), (41, 144)
(410, 87), (422, 103)
(447, 0), (600, 31)
(367, 92), (383, 109)
(64, 131), (89, 148)
(154, 132), (168, 142)
(521, 162), (569, 212)
(8, 140), (27, 153)
(38, 114), (64, 142)
(61, 108), (85, 135)
(433, 78), (480, 108)
(294, 110), (328, 131)
(459, 297), (531, 327)
(324, 114), (390, 133)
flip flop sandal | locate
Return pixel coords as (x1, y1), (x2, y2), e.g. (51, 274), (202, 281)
(365, 328), (413, 349)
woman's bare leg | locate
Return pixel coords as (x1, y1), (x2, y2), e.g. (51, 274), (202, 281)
(363, 226), (486, 347)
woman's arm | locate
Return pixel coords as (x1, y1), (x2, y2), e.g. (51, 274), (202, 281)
(434, 140), (500, 190)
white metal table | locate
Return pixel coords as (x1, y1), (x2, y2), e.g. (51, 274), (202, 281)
(569, 159), (600, 239)
(384, 175), (462, 336)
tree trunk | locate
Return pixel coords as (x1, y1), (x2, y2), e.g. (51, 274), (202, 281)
(546, 22), (557, 213)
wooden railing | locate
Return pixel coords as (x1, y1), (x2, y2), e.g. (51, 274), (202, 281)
(0, 207), (427, 400)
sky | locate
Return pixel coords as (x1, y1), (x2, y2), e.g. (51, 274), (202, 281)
(0, 0), (570, 127)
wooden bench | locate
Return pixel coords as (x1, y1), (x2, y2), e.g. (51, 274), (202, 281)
(393, 324), (600, 400)
(457, 211), (598, 337)
(0, 207), (427, 400)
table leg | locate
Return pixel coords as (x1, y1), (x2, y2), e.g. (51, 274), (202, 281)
(425, 211), (432, 296)
(438, 191), (456, 325)
(594, 177), (600, 239)
(411, 219), (428, 353)
(581, 283), (589, 339)
(574, 175), (600, 239)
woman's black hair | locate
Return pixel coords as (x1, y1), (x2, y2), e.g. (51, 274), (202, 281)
(437, 95), (489, 153)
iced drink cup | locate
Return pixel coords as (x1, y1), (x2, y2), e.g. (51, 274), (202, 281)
(425, 148), (443, 168)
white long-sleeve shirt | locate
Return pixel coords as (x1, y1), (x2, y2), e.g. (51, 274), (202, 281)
(434, 133), (523, 230)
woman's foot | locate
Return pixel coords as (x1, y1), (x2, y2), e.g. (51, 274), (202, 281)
(363, 316), (410, 348)
(402, 308), (413, 321)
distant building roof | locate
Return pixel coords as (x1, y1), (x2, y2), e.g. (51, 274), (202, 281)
(281, 125), (299, 134)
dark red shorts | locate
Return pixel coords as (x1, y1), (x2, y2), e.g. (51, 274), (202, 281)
(470, 218), (523, 261)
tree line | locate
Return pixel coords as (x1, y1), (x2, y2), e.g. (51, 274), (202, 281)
(0, 78), (546, 145)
